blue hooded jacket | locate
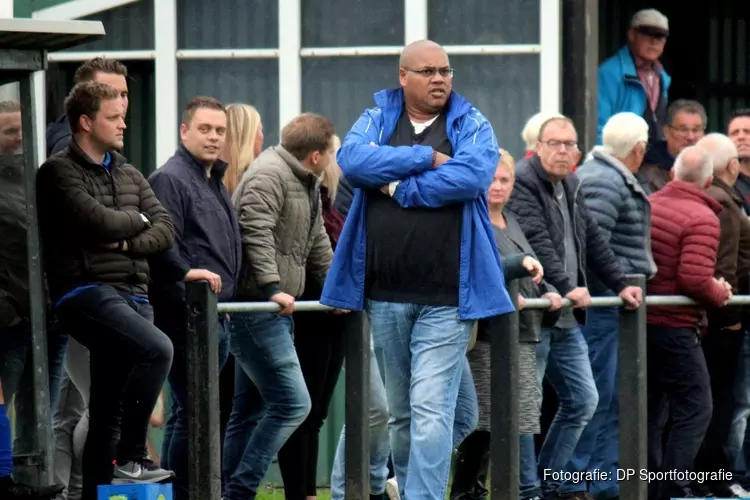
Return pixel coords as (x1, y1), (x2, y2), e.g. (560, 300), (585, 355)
(319, 88), (514, 320)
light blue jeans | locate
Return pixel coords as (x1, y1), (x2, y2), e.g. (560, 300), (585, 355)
(368, 300), (477, 500)
(535, 326), (599, 495)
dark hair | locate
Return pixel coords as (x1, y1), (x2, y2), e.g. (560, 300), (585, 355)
(0, 100), (20, 114)
(64, 81), (121, 134)
(74, 57), (128, 84)
(281, 113), (335, 161)
(728, 109), (750, 130)
(537, 116), (575, 142)
(182, 96), (226, 125)
(666, 99), (707, 128)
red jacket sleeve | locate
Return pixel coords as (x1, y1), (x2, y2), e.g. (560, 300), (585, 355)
(677, 213), (727, 307)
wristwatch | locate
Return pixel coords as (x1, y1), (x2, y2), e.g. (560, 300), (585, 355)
(140, 212), (152, 228)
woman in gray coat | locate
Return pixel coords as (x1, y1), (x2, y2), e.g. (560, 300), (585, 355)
(450, 150), (564, 500)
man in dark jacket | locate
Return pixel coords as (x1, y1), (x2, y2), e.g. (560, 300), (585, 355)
(691, 134), (750, 497)
(561, 112), (656, 500)
(638, 100), (706, 194)
(646, 145), (732, 500)
(148, 96), (240, 500)
(36, 81), (176, 500)
(506, 116), (642, 499)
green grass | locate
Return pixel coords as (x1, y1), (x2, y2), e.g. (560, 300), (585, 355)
(256, 486), (332, 500)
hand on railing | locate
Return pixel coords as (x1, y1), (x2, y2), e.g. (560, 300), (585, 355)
(185, 269), (222, 295)
(517, 295), (526, 310)
(332, 308), (351, 315)
(715, 277), (733, 306)
(271, 292), (296, 316)
(565, 287), (592, 308)
(618, 286), (643, 310)
(541, 292), (563, 311)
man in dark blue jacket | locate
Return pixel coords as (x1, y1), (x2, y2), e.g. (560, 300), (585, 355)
(147, 95), (240, 500)
(320, 40), (519, 500)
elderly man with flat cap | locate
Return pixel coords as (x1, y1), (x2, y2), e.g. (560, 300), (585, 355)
(598, 8), (671, 144)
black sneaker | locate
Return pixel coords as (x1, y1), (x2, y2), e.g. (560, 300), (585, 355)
(112, 459), (175, 484)
(0, 476), (64, 499)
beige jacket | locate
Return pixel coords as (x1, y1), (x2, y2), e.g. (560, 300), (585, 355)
(233, 146), (333, 300)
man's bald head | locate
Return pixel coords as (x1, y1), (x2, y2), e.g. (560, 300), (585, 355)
(399, 40), (446, 68)
(398, 40), (452, 118)
(696, 133), (738, 174)
(673, 145), (714, 186)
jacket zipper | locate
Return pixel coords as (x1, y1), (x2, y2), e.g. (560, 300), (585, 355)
(570, 182), (587, 290)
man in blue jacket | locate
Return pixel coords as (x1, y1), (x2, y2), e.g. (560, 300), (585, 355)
(320, 40), (516, 500)
(148, 96), (240, 500)
(598, 8), (671, 144)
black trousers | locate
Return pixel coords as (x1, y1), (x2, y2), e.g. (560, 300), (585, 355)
(55, 285), (174, 500)
(646, 325), (712, 500)
(277, 309), (346, 499)
(694, 328), (745, 478)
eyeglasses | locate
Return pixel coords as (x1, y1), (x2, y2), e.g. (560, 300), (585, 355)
(541, 140), (579, 152)
(403, 67), (455, 78)
(668, 125), (705, 136)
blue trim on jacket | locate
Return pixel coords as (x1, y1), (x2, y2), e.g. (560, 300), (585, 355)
(597, 45), (671, 143)
(319, 88), (514, 320)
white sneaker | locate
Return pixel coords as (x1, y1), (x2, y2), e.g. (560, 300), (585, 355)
(730, 482), (750, 497)
(386, 477), (400, 500)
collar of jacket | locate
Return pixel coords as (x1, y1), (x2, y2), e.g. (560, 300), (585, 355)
(372, 87), (471, 140)
(67, 138), (125, 170)
(272, 145), (321, 185)
(662, 180), (723, 214)
(711, 175), (744, 206)
(527, 152), (580, 198)
(591, 147), (649, 198)
(177, 144), (229, 180)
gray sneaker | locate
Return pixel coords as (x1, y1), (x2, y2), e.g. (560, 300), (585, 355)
(112, 460), (175, 484)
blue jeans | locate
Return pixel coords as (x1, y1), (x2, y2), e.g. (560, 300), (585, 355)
(559, 307), (619, 498)
(729, 329), (750, 473)
(159, 306), (230, 500)
(535, 326), (598, 494)
(222, 312), (311, 500)
(520, 433), (540, 499)
(368, 300), (476, 500)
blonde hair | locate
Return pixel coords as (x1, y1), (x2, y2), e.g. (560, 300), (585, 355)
(321, 134), (342, 202)
(498, 148), (516, 177)
(223, 103), (262, 195)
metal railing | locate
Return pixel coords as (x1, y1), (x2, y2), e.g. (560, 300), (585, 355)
(184, 274), (744, 500)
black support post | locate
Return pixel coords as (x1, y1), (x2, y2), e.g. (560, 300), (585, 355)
(618, 274), (648, 500)
(562, 0), (599, 152)
(344, 311), (371, 500)
(185, 281), (221, 500)
(490, 279), (520, 500)
(20, 70), (51, 485)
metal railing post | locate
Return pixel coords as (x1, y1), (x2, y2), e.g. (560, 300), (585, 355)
(344, 311), (371, 500)
(618, 274), (648, 500)
(185, 281), (221, 500)
(490, 279), (520, 500)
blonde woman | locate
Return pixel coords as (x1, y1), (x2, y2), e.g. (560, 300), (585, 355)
(275, 134), (348, 500)
(450, 150), (563, 500)
(222, 103), (264, 195)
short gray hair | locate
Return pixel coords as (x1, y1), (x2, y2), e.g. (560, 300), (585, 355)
(667, 99), (707, 128)
(696, 133), (738, 173)
(521, 111), (564, 150)
(601, 112), (649, 158)
(0, 100), (20, 114)
(673, 145), (714, 185)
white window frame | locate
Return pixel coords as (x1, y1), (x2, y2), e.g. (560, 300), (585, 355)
(32, 0), (561, 168)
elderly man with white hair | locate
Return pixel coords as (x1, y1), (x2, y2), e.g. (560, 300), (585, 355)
(689, 133), (750, 498)
(555, 112), (657, 500)
(646, 145), (733, 500)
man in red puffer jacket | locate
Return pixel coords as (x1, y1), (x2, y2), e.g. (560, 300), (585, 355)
(646, 145), (733, 500)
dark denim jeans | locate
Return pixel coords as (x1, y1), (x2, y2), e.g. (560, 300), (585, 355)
(222, 312), (311, 500)
(559, 307), (619, 498)
(55, 285), (173, 500)
(535, 326), (598, 495)
(157, 299), (230, 500)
